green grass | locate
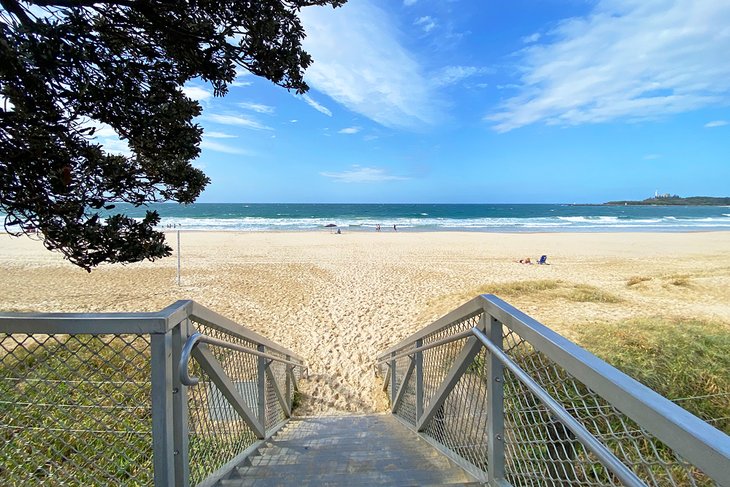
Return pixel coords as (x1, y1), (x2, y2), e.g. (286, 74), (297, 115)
(0, 335), (154, 485)
(577, 317), (730, 434)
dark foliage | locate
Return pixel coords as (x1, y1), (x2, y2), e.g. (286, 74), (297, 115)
(605, 196), (730, 206)
(0, 0), (344, 270)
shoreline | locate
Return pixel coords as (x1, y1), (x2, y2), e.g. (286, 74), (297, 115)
(154, 227), (730, 234)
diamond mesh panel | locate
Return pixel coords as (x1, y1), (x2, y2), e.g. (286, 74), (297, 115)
(186, 360), (257, 486)
(187, 321), (301, 484)
(266, 361), (287, 430)
(0, 333), (153, 486)
(394, 360), (417, 425)
(422, 345), (490, 471)
(380, 305), (722, 486)
(501, 327), (717, 487)
(391, 312), (488, 469)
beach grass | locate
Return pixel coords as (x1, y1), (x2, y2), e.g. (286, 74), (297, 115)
(577, 317), (730, 434)
(471, 280), (623, 304)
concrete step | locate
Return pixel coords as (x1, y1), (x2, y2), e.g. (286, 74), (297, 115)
(216, 414), (480, 486)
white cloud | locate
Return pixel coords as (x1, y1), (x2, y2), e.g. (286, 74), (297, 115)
(300, 94), (333, 117)
(415, 16), (437, 33)
(205, 131), (237, 139)
(338, 126), (361, 134)
(489, 0), (730, 132)
(522, 32), (541, 44)
(239, 101), (275, 114)
(205, 113), (272, 131)
(182, 85), (213, 102)
(705, 120), (728, 127)
(200, 139), (251, 155)
(403, 0), (417, 6)
(320, 165), (408, 183)
(290, 119), (298, 123)
(300, 1), (441, 129)
(231, 66), (253, 87)
(432, 66), (490, 87)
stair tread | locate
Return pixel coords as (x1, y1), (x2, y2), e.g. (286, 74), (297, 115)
(216, 414), (479, 486)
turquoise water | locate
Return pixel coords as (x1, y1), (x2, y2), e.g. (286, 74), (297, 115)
(110, 203), (730, 232)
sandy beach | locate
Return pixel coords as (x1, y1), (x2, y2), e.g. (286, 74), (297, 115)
(1, 230), (728, 415)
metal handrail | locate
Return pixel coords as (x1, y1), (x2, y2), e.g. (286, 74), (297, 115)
(381, 325), (644, 485)
(377, 299), (484, 359)
(470, 327), (644, 487)
(376, 294), (730, 485)
(0, 300), (304, 362)
(375, 328), (474, 365)
(188, 301), (304, 363)
(179, 332), (305, 386)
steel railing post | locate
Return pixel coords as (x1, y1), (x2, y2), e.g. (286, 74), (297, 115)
(257, 344), (266, 433)
(415, 338), (424, 421)
(486, 314), (505, 485)
(171, 320), (191, 487)
(151, 331), (175, 487)
(286, 354), (292, 414)
(390, 351), (397, 406)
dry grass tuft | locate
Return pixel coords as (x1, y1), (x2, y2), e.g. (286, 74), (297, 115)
(627, 276), (652, 287)
(478, 280), (622, 304)
(487, 280), (561, 296)
(567, 285), (623, 303)
(663, 274), (691, 287)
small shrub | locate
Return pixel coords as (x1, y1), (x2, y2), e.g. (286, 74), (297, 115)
(292, 390), (302, 411)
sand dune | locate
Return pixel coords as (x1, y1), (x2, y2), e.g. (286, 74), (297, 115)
(0, 231), (728, 415)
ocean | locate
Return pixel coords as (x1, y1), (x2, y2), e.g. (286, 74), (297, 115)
(110, 203), (730, 232)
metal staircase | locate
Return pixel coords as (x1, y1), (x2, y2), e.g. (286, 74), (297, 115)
(1, 296), (728, 486)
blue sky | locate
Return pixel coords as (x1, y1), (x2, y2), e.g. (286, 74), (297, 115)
(126, 0), (730, 203)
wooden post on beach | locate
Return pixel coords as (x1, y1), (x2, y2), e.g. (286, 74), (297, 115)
(177, 230), (181, 286)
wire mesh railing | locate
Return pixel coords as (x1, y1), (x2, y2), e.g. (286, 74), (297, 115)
(0, 301), (307, 487)
(0, 333), (154, 485)
(376, 295), (730, 486)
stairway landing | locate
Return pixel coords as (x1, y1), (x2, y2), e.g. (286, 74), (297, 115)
(217, 414), (480, 486)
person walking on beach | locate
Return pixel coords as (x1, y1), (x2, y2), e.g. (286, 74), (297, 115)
(393, 224), (397, 231)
